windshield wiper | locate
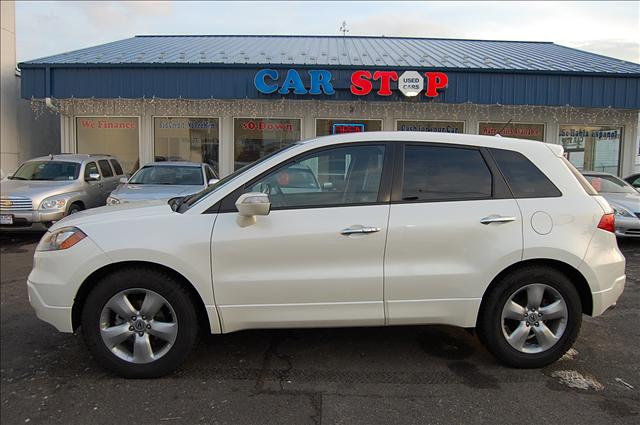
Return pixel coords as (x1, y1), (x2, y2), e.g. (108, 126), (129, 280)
(9, 176), (27, 180)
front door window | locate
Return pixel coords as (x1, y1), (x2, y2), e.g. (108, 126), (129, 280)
(247, 145), (386, 209)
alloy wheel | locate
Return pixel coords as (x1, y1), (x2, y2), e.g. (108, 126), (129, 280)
(99, 288), (178, 364)
(501, 283), (568, 354)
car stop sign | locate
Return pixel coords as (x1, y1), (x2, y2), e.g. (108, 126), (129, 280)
(398, 71), (424, 97)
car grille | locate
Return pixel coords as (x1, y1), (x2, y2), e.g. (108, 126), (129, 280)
(0, 197), (33, 211)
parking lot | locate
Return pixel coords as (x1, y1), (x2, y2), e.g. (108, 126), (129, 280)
(1, 233), (638, 425)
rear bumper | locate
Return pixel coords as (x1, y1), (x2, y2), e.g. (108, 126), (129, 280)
(578, 229), (626, 316)
(0, 209), (65, 231)
(591, 275), (626, 316)
(27, 280), (73, 332)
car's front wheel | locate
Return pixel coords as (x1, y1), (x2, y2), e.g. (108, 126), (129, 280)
(81, 267), (199, 378)
(477, 266), (582, 368)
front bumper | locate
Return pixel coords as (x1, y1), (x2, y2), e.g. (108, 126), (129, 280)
(0, 209), (65, 231)
(27, 280), (73, 332)
(615, 215), (640, 238)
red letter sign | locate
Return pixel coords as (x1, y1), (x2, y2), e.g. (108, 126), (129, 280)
(351, 71), (373, 95)
(373, 71), (398, 96)
(425, 72), (448, 97)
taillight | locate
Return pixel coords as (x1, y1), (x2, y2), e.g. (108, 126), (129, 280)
(597, 213), (615, 233)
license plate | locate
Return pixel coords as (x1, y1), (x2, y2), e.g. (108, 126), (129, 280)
(0, 214), (13, 225)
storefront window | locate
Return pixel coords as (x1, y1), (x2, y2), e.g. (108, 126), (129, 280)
(397, 120), (464, 133)
(478, 122), (545, 141)
(315, 119), (382, 137)
(76, 117), (139, 175)
(233, 118), (301, 170)
(154, 117), (220, 174)
(559, 125), (623, 174)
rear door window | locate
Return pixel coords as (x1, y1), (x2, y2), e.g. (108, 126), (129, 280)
(98, 159), (114, 177)
(490, 148), (561, 198)
(401, 145), (492, 201)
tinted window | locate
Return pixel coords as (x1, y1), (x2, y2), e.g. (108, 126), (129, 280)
(12, 161), (80, 181)
(247, 145), (385, 209)
(84, 162), (100, 180)
(402, 146), (492, 201)
(490, 149), (561, 198)
(109, 159), (124, 175)
(98, 159), (114, 177)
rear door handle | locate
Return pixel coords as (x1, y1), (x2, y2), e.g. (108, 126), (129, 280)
(340, 225), (381, 235)
(480, 215), (517, 225)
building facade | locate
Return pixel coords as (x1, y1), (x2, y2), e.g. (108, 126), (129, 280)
(1, 0), (60, 178)
(18, 35), (640, 178)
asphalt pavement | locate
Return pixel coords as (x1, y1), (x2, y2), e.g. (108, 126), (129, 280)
(1, 232), (638, 424)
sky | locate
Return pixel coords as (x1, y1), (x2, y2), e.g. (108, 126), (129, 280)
(15, 1), (640, 63)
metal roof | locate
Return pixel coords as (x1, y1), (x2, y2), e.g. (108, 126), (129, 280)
(21, 35), (640, 75)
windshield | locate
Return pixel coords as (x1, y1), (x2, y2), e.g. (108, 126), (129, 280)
(128, 165), (203, 185)
(11, 161), (80, 181)
(181, 144), (299, 209)
(583, 174), (637, 194)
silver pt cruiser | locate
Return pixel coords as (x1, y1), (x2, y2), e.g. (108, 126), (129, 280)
(0, 154), (126, 231)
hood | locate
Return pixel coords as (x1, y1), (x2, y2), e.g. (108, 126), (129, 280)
(600, 192), (640, 214)
(0, 179), (83, 207)
(110, 184), (203, 202)
(51, 200), (172, 231)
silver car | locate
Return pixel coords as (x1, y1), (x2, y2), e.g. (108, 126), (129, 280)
(0, 154), (126, 231)
(583, 172), (640, 238)
(106, 161), (218, 205)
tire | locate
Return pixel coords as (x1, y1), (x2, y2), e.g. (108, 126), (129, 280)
(476, 266), (582, 368)
(67, 203), (84, 215)
(81, 267), (199, 378)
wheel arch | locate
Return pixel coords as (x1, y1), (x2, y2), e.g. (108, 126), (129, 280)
(479, 259), (593, 319)
(67, 200), (85, 212)
(71, 260), (210, 332)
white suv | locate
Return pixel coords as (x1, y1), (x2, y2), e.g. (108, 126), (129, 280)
(27, 132), (625, 378)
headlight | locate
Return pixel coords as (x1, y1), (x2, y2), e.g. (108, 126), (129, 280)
(106, 196), (120, 206)
(612, 205), (634, 218)
(40, 196), (67, 210)
(36, 227), (87, 252)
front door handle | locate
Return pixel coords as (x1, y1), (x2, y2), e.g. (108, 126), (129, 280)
(340, 225), (382, 235)
(480, 215), (517, 225)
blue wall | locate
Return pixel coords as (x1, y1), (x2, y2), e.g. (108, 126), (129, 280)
(20, 66), (640, 109)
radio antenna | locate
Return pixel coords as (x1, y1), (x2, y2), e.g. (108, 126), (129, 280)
(496, 119), (513, 137)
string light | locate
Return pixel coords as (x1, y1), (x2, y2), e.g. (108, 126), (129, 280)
(30, 97), (638, 128)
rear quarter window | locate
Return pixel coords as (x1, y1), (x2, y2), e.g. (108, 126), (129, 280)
(109, 159), (124, 175)
(490, 148), (561, 198)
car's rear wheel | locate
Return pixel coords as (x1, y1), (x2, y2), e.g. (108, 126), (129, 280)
(81, 267), (199, 378)
(477, 266), (582, 368)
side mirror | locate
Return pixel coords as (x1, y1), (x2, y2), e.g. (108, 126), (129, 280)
(119, 177), (128, 184)
(208, 178), (219, 186)
(236, 192), (270, 217)
(86, 173), (100, 182)
(322, 182), (333, 190)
